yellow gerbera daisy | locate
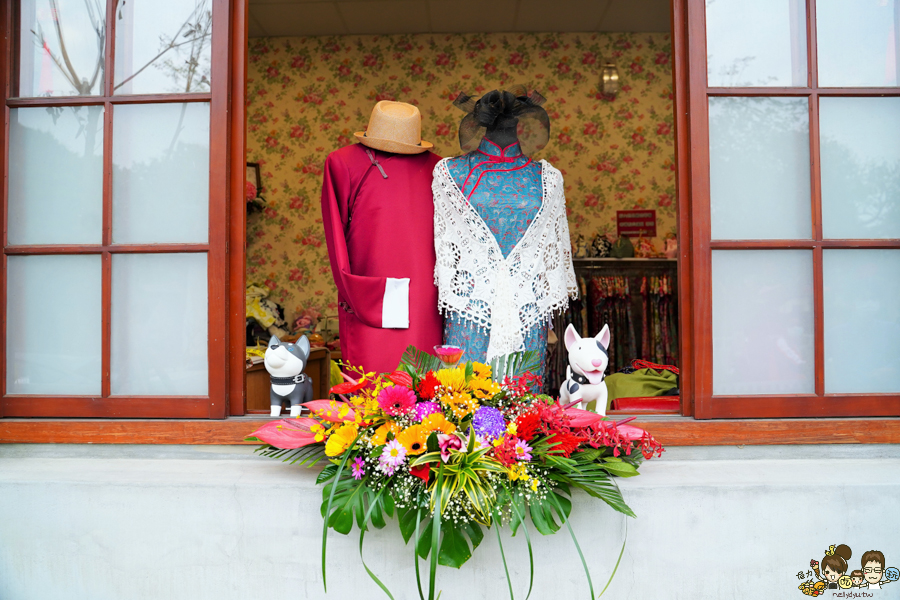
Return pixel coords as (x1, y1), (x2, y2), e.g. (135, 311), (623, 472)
(324, 422), (358, 457)
(435, 367), (467, 393)
(443, 391), (479, 419)
(396, 424), (428, 455)
(471, 362), (492, 380)
(369, 421), (401, 446)
(420, 412), (457, 435)
(469, 378), (502, 399)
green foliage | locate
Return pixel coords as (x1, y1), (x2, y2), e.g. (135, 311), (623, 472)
(545, 455), (637, 518)
(399, 345), (444, 374)
(255, 443), (327, 467)
(489, 349), (541, 382)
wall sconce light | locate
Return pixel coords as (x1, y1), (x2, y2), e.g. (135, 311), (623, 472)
(601, 60), (620, 97)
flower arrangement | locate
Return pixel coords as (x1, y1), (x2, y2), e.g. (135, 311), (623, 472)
(248, 346), (664, 599)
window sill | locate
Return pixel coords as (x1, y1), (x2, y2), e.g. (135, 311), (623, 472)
(1, 416), (898, 446)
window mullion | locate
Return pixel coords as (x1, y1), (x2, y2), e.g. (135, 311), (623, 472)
(806, 0), (818, 89)
(104, 0), (115, 99)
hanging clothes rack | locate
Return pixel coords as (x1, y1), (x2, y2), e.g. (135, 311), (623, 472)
(544, 258), (678, 395)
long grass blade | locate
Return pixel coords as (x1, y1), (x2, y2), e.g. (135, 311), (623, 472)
(359, 487), (395, 599)
(494, 517), (515, 600)
(597, 516), (628, 597)
(503, 485), (534, 600)
(413, 507), (427, 600)
(321, 436), (359, 592)
(429, 465), (444, 600)
(548, 495), (594, 599)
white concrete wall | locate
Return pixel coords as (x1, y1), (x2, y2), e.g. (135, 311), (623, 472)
(1, 443), (899, 600)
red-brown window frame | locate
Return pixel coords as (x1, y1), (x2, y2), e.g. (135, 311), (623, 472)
(0, 0), (895, 425)
(683, 0), (900, 419)
(0, 0), (239, 419)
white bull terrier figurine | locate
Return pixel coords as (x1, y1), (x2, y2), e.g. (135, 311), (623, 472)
(559, 323), (611, 414)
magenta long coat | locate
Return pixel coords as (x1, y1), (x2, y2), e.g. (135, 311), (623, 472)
(321, 143), (443, 375)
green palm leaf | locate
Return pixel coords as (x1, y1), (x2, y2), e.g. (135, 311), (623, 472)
(399, 345), (444, 374)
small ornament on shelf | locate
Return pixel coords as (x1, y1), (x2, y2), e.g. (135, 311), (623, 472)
(634, 235), (658, 258)
(609, 234), (634, 258)
(591, 233), (613, 258)
(665, 235), (678, 259)
(572, 233), (588, 258)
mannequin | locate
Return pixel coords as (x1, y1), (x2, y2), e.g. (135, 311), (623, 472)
(432, 89), (577, 381)
(322, 101), (443, 374)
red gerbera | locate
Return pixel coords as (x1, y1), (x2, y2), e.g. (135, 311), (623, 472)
(515, 411), (541, 442)
(417, 372), (440, 399)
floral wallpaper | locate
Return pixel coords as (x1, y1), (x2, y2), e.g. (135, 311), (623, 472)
(246, 32), (676, 327)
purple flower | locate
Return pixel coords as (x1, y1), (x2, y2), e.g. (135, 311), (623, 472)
(472, 406), (506, 440)
(351, 456), (365, 480)
(437, 433), (462, 463)
(514, 439), (533, 462)
(414, 401), (442, 422)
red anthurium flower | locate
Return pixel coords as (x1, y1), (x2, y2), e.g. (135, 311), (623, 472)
(387, 370), (414, 388)
(248, 418), (320, 449)
(303, 399), (356, 422)
(330, 378), (367, 395)
(564, 407), (604, 428)
(410, 463), (431, 483)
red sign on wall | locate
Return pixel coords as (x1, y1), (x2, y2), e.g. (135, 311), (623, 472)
(617, 210), (657, 237)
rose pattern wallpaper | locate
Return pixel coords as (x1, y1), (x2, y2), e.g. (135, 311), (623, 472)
(246, 32), (676, 326)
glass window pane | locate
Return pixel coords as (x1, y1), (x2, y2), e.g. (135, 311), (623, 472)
(709, 97), (812, 240)
(113, 0), (212, 95)
(17, 0), (106, 97)
(6, 255), (101, 395)
(817, 0), (899, 87)
(824, 250), (900, 394)
(111, 253), (208, 395)
(706, 0), (807, 87)
(8, 106), (104, 245)
(112, 103), (210, 244)
(712, 250), (814, 395)
(820, 97), (900, 239)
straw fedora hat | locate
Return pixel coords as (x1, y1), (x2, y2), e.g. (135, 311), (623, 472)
(354, 101), (433, 154)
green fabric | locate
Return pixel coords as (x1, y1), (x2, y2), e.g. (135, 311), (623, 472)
(590, 368), (678, 411)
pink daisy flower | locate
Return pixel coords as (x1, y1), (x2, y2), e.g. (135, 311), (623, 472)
(514, 440), (533, 462)
(377, 385), (417, 416)
(351, 456), (365, 480)
(379, 440), (407, 475)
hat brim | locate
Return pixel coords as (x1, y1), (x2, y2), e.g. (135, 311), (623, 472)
(354, 132), (433, 154)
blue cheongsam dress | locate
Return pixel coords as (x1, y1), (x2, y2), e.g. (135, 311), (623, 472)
(443, 138), (548, 379)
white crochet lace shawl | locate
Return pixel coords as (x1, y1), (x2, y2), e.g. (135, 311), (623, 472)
(432, 158), (578, 361)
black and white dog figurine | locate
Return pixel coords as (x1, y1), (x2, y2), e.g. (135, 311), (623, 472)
(264, 334), (313, 417)
(559, 324), (611, 414)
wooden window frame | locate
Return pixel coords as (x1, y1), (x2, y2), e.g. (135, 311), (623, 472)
(683, 0), (900, 419)
(0, 0), (897, 439)
(0, 0), (241, 419)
